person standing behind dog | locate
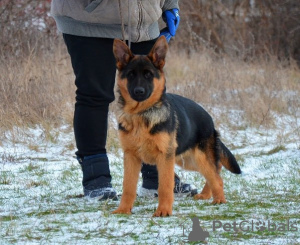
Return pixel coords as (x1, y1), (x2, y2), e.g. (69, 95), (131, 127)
(50, 0), (197, 200)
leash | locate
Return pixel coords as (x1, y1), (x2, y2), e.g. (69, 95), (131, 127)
(118, 0), (126, 42)
(128, 0), (131, 49)
(118, 0), (132, 49)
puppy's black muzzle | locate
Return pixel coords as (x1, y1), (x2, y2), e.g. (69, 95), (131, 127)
(131, 86), (150, 102)
(134, 87), (145, 96)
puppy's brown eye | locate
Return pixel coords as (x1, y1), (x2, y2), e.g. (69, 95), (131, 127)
(144, 70), (153, 79)
(127, 71), (135, 79)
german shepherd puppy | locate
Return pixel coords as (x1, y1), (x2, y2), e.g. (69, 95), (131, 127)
(112, 36), (241, 217)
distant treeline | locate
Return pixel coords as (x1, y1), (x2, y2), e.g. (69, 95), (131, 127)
(1, 0), (299, 63)
(177, 0), (300, 63)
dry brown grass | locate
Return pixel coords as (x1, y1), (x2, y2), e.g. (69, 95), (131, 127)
(1, 38), (299, 146)
(1, 1), (299, 148)
(0, 36), (75, 142)
(164, 51), (300, 128)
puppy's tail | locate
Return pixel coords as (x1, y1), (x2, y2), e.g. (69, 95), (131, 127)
(219, 140), (241, 174)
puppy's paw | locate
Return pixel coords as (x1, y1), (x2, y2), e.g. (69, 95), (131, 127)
(193, 193), (212, 200)
(112, 207), (132, 215)
(211, 198), (227, 204)
(153, 207), (172, 217)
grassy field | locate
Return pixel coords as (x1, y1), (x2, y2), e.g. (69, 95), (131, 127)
(0, 109), (299, 244)
(1, 41), (300, 244)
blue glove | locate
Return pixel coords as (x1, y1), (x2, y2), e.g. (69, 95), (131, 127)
(159, 8), (180, 42)
(159, 27), (173, 42)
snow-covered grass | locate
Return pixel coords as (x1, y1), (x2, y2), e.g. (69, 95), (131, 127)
(1, 110), (299, 245)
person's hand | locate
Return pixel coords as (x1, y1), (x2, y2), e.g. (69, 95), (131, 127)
(159, 8), (180, 42)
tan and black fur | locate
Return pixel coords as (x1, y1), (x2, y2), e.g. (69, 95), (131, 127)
(112, 36), (241, 217)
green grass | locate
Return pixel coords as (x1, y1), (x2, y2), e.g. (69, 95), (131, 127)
(0, 171), (13, 185)
(0, 120), (300, 245)
(1, 152), (299, 245)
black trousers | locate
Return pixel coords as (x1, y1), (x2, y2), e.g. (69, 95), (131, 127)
(63, 34), (158, 182)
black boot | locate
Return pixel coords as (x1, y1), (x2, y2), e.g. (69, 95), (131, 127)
(78, 154), (117, 200)
(138, 164), (198, 197)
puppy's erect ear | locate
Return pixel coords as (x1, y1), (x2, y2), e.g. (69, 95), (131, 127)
(147, 36), (168, 70)
(113, 39), (133, 70)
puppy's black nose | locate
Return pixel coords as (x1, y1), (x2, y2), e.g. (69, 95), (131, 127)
(134, 87), (145, 95)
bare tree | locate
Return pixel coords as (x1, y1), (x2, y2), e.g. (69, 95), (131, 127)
(0, 0), (54, 56)
(176, 0), (300, 62)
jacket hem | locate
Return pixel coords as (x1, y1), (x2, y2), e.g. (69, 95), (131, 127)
(54, 16), (160, 42)
(162, 0), (179, 12)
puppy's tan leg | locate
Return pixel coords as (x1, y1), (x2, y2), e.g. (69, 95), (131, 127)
(153, 156), (175, 217)
(193, 150), (226, 204)
(196, 162), (222, 200)
(112, 152), (141, 214)
(196, 181), (212, 200)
